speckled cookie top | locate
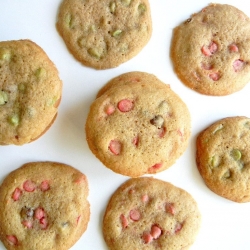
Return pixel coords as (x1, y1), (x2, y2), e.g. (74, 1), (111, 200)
(0, 40), (62, 145)
(85, 72), (191, 177)
(103, 177), (201, 250)
(171, 3), (250, 96)
(196, 116), (250, 202)
(0, 161), (90, 250)
(56, 0), (152, 69)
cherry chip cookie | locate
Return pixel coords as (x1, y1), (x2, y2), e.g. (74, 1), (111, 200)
(196, 116), (250, 203)
(85, 72), (191, 177)
(103, 177), (201, 250)
(0, 162), (90, 250)
(0, 40), (62, 145)
(171, 4), (250, 96)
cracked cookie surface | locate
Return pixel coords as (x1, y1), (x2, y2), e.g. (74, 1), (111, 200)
(196, 116), (250, 202)
(0, 161), (90, 250)
(103, 177), (201, 250)
(56, 0), (152, 69)
(171, 4), (250, 96)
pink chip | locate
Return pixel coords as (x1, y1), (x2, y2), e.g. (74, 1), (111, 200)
(129, 209), (140, 221)
(40, 217), (48, 230)
(201, 41), (218, 56)
(209, 42), (218, 54)
(6, 235), (18, 246)
(22, 220), (33, 229)
(12, 188), (22, 201)
(120, 214), (128, 229)
(40, 180), (50, 191)
(109, 140), (121, 155)
(150, 225), (162, 239)
(233, 59), (244, 72)
(117, 99), (134, 112)
(175, 222), (183, 233)
(142, 232), (153, 244)
(132, 136), (139, 147)
(201, 62), (213, 70)
(23, 180), (36, 192)
(105, 104), (115, 115)
(35, 207), (45, 220)
(229, 43), (239, 52)
(209, 72), (220, 81)
(142, 194), (149, 202)
(148, 163), (163, 174)
(159, 127), (166, 138)
(201, 46), (212, 56)
(76, 215), (81, 225)
(166, 202), (175, 215)
(151, 163), (162, 170)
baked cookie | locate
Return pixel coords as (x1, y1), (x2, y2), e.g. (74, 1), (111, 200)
(0, 161), (90, 250)
(0, 40), (62, 145)
(103, 177), (201, 250)
(171, 4), (250, 96)
(56, 0), (152, 69)
(85, 72), (191, 177)
(196, 116), (250, 202)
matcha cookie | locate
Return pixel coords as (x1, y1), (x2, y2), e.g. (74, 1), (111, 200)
(56, 0), (152, 69)
(0, 40), (62, 145)
(196, 116), (250, 202)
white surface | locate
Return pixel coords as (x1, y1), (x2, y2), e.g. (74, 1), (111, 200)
(1, 0), (250, 249)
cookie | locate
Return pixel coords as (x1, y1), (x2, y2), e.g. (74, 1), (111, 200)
(103, 177), (201, 250)
(56, 0), (152, 69)
(196, 116), (250, 202)
(0, 40), (62, 145)
(0, 161), (90, 250)
(171, 4), (250, 96)
(85, 72), (191, 177)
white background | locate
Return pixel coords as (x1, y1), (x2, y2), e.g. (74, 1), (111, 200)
(1, 0), (250, 249)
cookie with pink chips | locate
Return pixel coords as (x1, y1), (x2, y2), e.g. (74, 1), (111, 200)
(103, 177), (201, 250)
(171, 4), (250, 96)
(85, 71), (191, 177)
(0, 162), (90, 250)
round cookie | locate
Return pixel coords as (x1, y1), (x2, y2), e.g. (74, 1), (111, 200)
(103, 177), (201, 250)
(56, 0), (152, 69)
(196, 116), (250, 202)
(0, 161), (90, 250)
(0, 40), (62, 145)
(85, 72), (191, 177)
(171, 4), (250, 96)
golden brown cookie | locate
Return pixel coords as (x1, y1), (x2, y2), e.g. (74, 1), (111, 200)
(0, 161), (90, 250)
(85, 72), (191, 177)
(103, 177), (201, 250)
(56, 0), (152, 69)
(171, 4), (250, 96)
(196, 116), (250, 202)
(0, 39), (62, 145)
